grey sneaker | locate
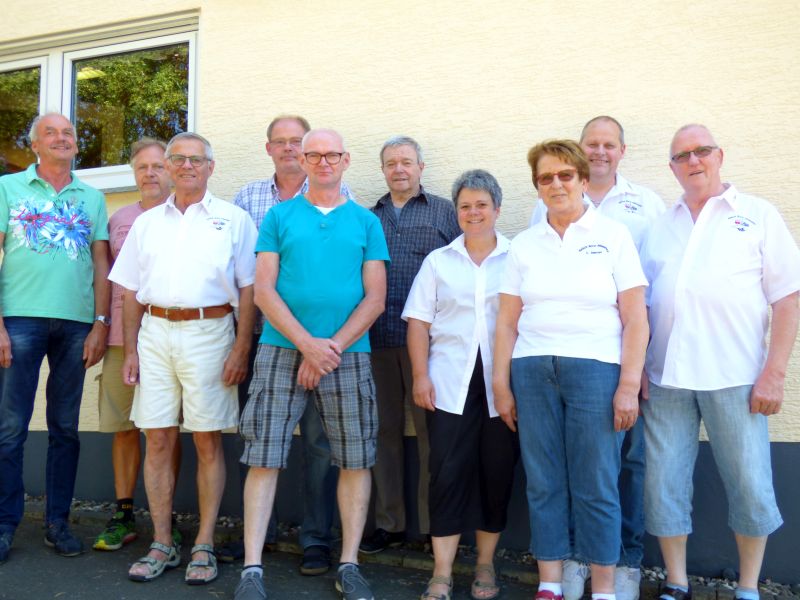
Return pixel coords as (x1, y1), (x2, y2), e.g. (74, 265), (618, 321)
(562, 559), (590, 600)
(615, 566), (642, 600)
(234, 571), (267, 600)
(335, 563), (373, 600)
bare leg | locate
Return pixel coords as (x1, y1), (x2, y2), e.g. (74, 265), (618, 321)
(112, 428), (141, 499)
(590, 564), (615, 594)
(186, 430), (225, 580)
(338, 468), (371, 564)
(539, 560), (564, 584)
(472, 530), (501, 598)
(242, 466), (280, 565)
(128, 427), (178, 577)
(735, 534), (767, 590)
(426, 534), (460, 596)
(171, 433), (182, 489)
(658, 535), (689, 587)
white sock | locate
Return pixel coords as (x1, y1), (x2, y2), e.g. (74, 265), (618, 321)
(592, 594), (617, 600)
(540, 582), (563, 595)
(241, 565), (263, 578)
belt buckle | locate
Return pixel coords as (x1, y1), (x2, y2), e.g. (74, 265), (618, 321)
(164, 306), (181, 321)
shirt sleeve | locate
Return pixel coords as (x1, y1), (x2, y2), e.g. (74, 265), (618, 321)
(761, 205), (800, 304)
(255, 206), (280, 254)
(364, 213), (391, 263)
(612, 224), (648, 292)
(498, 239), (523, 297)
(108, 220), (141, 292)
(92, 191), (110, 242)
(401, 253), (437, 324)
(233, 211), (258, 287)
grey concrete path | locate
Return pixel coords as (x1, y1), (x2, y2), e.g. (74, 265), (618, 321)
(0, 516), (538, 599)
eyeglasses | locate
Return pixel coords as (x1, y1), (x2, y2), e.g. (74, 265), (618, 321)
(670, 145), (718, 163)
(304, 152), (345, 165)
(167, 154), (209, 167)
(269, 138), (303, 148)
(536, 169), (577, 187)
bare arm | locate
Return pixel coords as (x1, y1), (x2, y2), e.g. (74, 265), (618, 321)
(83, 240), (111, 368)
(330, 260), (386, 351)
(750, 291), (800, 415)
(492, 293), (522, 432)
(254, 252), (342, 389)
(407, 318), (435, 411)
(0, 231), (9, 368)
(222, 284), (255, 386)
(121, 288), (146, 385)
(614, 286), (649, 432)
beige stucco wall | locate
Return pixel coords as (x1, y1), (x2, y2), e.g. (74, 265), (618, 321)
(6, 0), (800, 440)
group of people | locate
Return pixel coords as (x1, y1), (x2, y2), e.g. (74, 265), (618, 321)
(0, 112), (795, 600)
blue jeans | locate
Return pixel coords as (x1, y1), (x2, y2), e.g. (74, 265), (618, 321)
(618, 419), (645, 568)
(642, 382), (782, 538)
(512, 356), (623, 566)
(0, 317), (91, 532)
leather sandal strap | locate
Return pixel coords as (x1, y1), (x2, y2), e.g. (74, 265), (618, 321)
(428, 575), (452, 586)
(475, 563), (496, 578)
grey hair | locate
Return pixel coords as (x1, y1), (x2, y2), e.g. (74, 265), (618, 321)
(380, 135), (424, 165)
(580, 115), (625, 145)
(28, 112), (75, 143)
(166, 132), (214, 160)
(451, 169), (503, 209)
(670, 123), (718, 157)
(129, 138), (167, 166)
(301, 128), (346, 152)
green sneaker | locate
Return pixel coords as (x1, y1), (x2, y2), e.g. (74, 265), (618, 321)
(172, 525), (183, 547)
(93, 512), (137, 551)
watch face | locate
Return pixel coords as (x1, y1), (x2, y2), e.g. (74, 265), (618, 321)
(97, 316), (111, 326)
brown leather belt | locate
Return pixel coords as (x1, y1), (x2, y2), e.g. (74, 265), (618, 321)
(146, 303), (233, 321)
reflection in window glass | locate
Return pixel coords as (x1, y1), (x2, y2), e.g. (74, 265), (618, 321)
(0, 67), (40, 175)
(73, 43), (188, 169)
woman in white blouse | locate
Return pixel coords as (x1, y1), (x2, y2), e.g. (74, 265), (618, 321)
(492, 140), (649, 600)
(403, 170), (519, 600)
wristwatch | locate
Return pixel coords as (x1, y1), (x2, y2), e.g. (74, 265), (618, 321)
(95, 315), (111, 326)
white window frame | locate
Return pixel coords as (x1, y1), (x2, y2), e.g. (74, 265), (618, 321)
(0, 19), (197, 192)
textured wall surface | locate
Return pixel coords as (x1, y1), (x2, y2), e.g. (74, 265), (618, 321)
(5, 0), (800, 439)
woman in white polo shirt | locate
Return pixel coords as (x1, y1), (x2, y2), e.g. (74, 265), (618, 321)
(492, 140), (648, 600)
(403, 170), (519, 600)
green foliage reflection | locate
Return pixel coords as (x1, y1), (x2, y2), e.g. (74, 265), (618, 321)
(0, 67), (40, 175)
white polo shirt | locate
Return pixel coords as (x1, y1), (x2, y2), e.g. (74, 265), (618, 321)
(110, 191), (257, 307)
(529, 174), (665, 250)
(641, 184), (800, 390)
(503, 206), (647, 364)
(402, 233), (510, 416)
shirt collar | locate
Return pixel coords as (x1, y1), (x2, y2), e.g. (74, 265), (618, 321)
(376, 184), (431, 208)
(25, 163), (84, 191)
(532, 197), (596, 236)
(608, 173), (634, 197)
(675, 183), (736, 214)
(166, 189), (214, 213)
(446, 231), (510, 260)
(269, 174), (311, 200)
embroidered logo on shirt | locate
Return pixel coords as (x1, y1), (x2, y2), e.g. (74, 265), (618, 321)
(728, 215), (755, 232)
(9, 197), (92, 260)
(578, 244), (609, 255)
(207, 217), (230, 231)
(619, 199), (643, 214)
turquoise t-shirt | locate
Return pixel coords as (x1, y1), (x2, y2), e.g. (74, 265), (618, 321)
(257, 196), (390, 352)
(0, 164), (109, 323)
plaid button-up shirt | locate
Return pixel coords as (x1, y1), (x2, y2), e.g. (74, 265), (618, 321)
(369, 186), (460, 349)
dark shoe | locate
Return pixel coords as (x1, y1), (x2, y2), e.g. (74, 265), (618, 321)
(0, 530), (13, 564)
(336, 563), (373, 600)
(300, 544), (331, 576)
(235, 570), (267, 600)
(44, 521), (84, 557)
(358, 528), (404, 554)
(660, 584), (692, 600)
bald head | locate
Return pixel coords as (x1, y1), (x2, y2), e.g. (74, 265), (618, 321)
(299, 128), (350, 190)
(670, 124), (717, 158)
(302, 128), (346, 153)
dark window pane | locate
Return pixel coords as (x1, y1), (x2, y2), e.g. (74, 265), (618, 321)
(72, 43), (189, 169)
(0, 67), (40, 175)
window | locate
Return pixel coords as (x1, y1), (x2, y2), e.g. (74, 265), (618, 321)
(0, 16), (196, 190)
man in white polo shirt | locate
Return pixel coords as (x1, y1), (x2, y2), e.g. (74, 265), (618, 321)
(640, 124), (800, 600)
(110, 132), (257, 584)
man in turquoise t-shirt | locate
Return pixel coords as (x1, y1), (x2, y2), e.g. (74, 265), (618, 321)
(234, 129), (389, 600)
(0, 113), (110, 564)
